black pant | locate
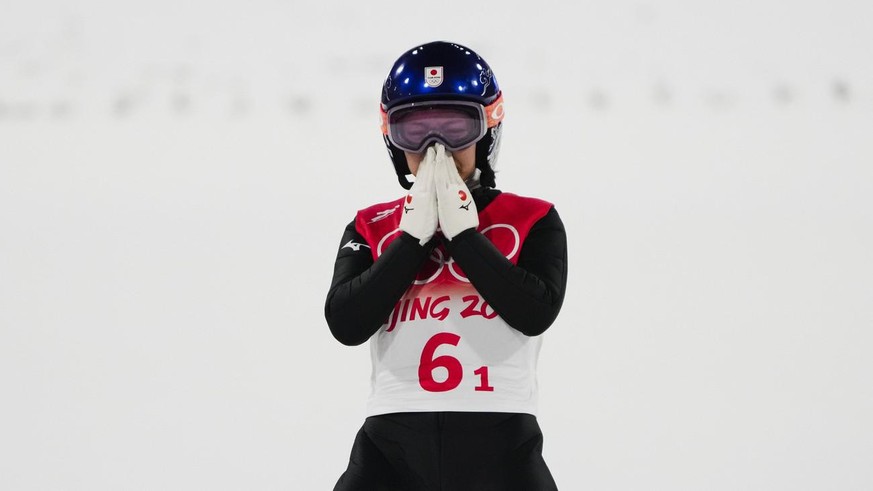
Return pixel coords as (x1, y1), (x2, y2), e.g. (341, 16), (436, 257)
(334, 412), (558, 491)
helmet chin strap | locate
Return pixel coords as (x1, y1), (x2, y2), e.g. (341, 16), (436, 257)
(464, 167), (482, 191)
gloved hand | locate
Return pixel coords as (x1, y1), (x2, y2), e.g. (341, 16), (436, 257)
(398, 146), (439, 245)
(434, 143), (479, 240)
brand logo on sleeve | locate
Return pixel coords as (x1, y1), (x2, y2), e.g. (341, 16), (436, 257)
(342, 240), (371, 252)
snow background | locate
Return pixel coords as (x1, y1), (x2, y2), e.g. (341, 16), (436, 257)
(1, 0), (871, 489)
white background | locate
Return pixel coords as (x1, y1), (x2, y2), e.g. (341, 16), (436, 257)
(1, 0), (871, 489)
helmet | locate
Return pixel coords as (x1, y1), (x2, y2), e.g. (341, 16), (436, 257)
(380, 41), (504, 189)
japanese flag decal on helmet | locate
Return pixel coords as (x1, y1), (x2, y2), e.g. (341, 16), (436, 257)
(424, 66), (443, 87)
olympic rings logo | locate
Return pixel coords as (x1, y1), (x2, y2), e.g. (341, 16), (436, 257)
(376, 224), (520, 285)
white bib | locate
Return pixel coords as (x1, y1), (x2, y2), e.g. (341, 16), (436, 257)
(355, 193), (553, 416)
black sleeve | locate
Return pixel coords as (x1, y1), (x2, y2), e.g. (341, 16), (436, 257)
(444, 207), (568, 336)
(324, 220), (435, 346)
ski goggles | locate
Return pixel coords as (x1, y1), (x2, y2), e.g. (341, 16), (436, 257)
(380, 93), (504, 153)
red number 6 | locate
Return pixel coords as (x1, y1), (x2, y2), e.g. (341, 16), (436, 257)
(418, 332), (463, 392)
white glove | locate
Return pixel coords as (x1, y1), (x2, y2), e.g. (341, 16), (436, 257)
(434, 143), (479, 240)
(398, 146), (439, 245)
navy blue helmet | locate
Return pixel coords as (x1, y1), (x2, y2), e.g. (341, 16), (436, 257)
(380, 41), (504, 189)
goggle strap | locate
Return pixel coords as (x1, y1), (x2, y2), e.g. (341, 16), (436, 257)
(380, 106), (389, 135)
(484, 93), (505, 128)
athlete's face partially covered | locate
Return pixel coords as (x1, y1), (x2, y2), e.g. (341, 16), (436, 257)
(405, 144), (476, 181)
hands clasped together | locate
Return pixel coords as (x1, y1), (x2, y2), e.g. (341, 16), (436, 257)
(399, 143), (479, 245)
